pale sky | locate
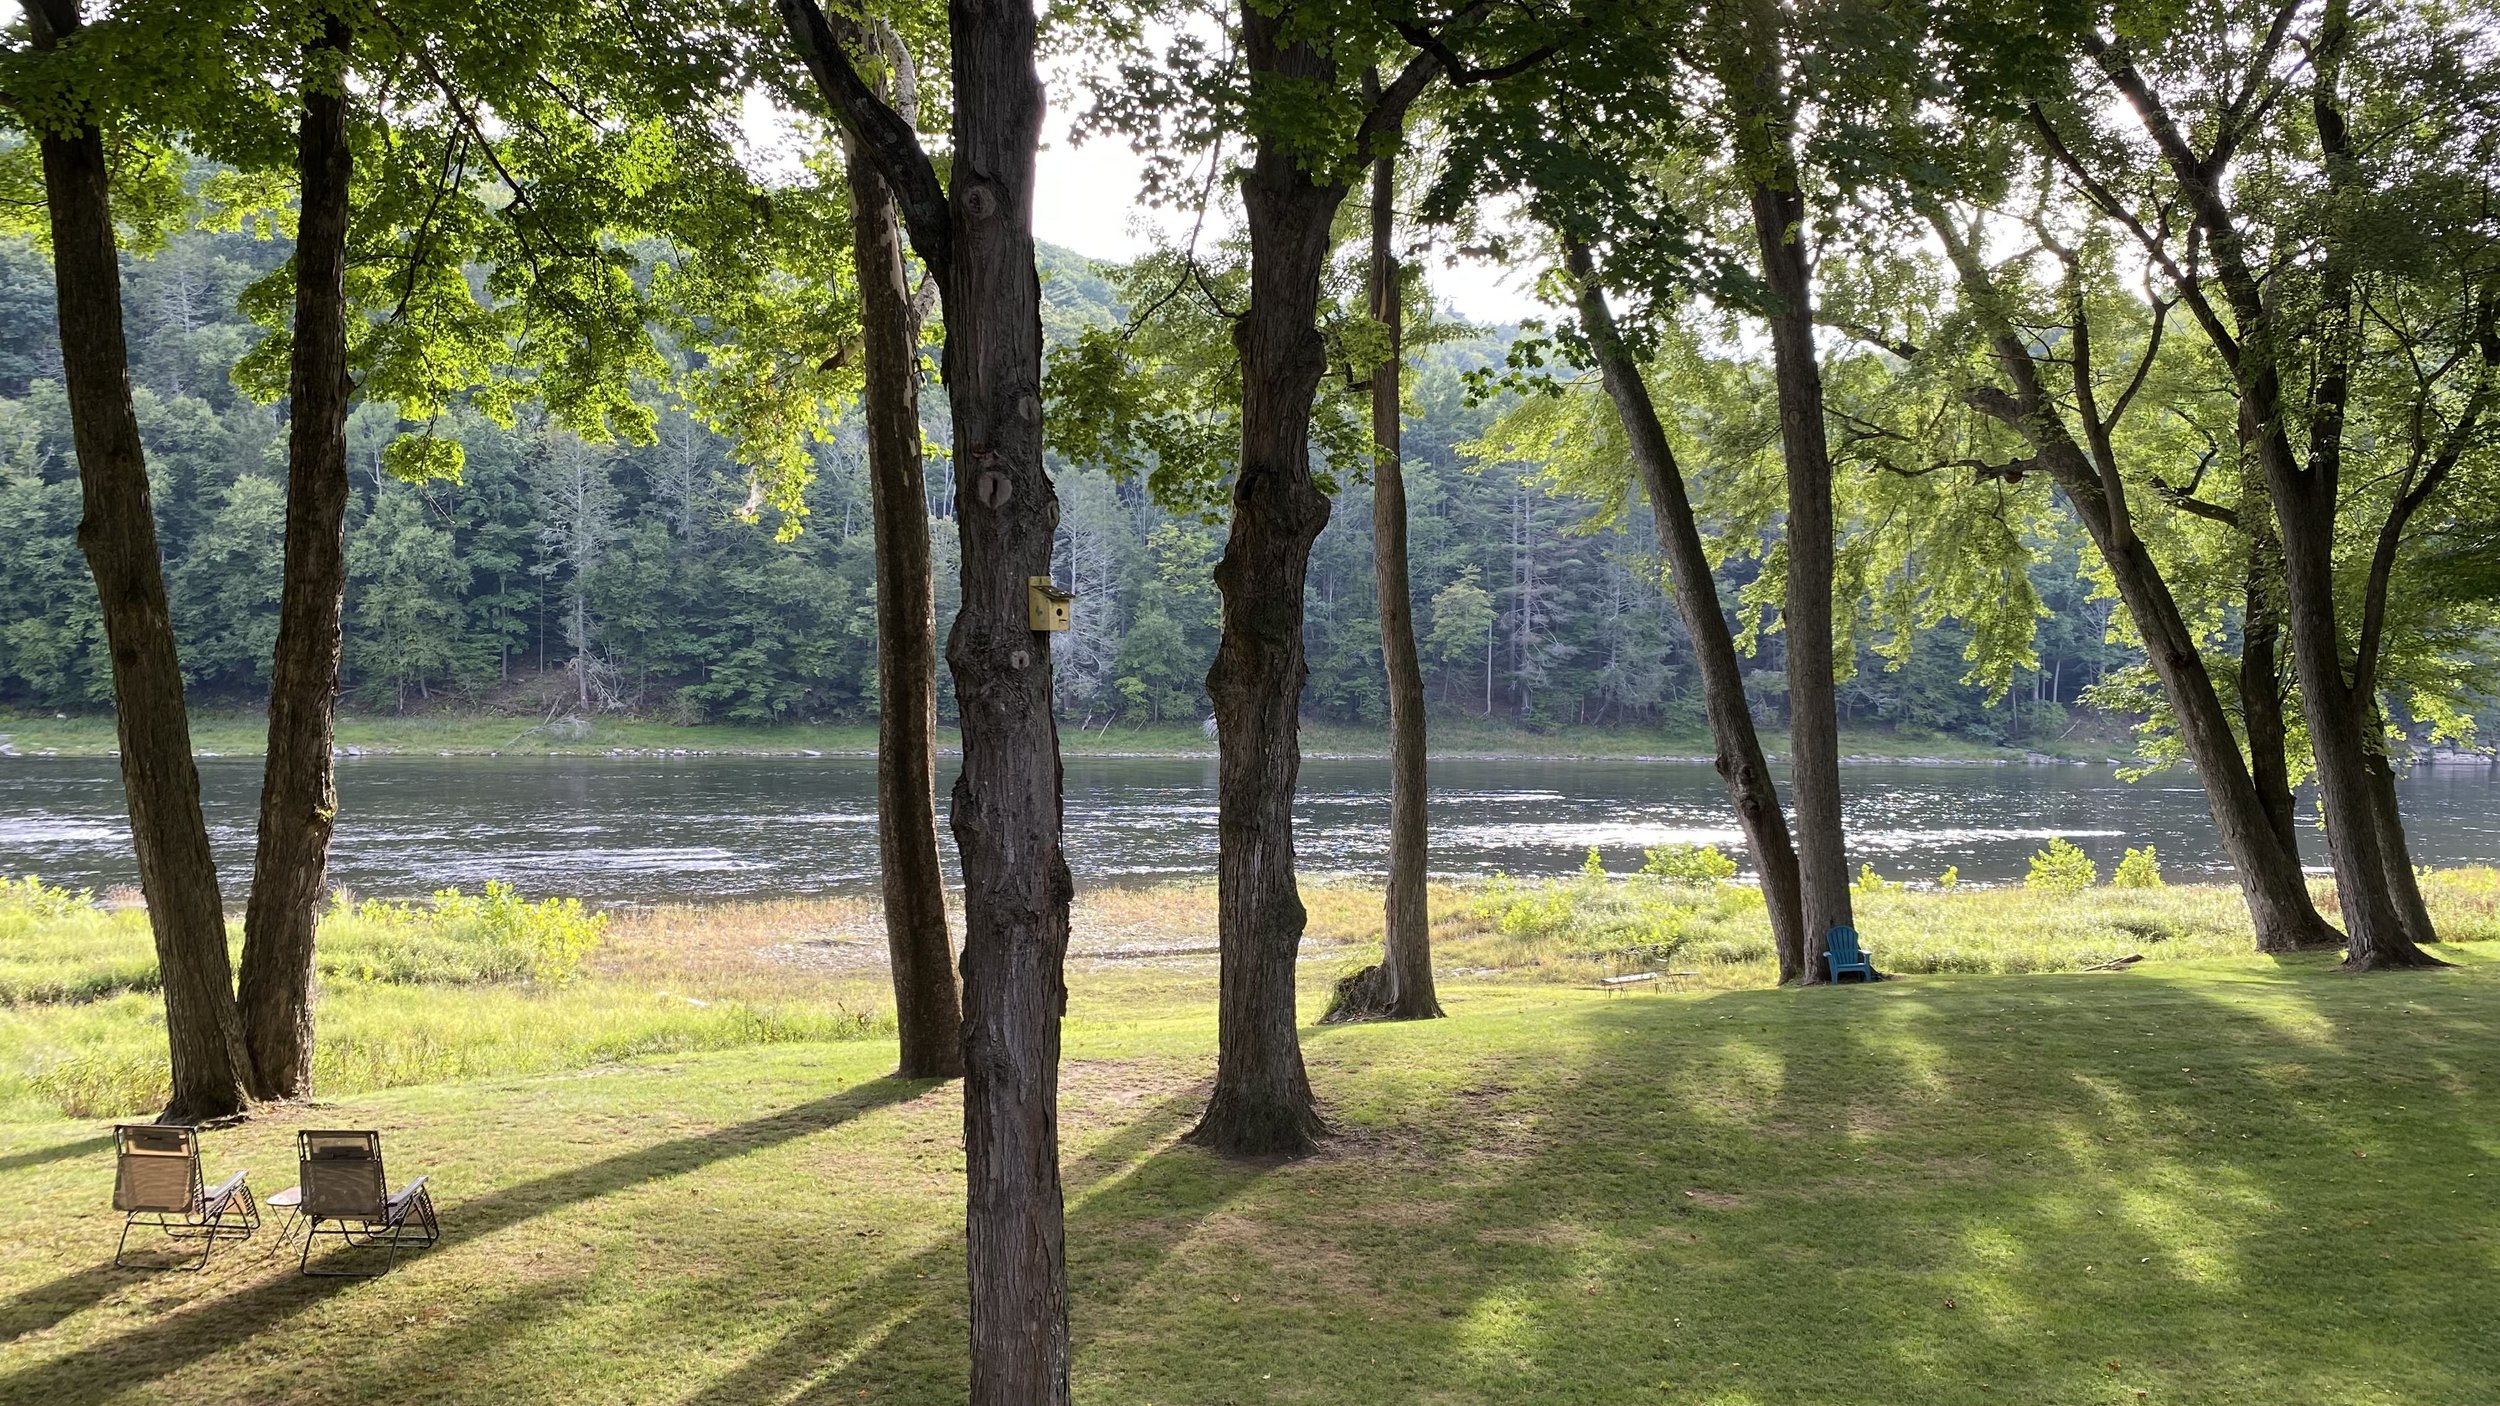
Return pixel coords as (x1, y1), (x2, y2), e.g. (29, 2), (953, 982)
(1028, 63), (1546, 327)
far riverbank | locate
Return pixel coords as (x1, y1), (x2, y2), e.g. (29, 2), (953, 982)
(0, 709), (2136, 766)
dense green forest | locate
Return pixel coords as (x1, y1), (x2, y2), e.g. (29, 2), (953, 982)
(3, 213), (2145, 743)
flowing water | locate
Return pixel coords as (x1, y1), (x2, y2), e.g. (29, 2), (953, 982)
(1, 752), (2495, 904)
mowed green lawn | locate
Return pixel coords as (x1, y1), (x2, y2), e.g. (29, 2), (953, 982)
(2, 947), (2495, 1405)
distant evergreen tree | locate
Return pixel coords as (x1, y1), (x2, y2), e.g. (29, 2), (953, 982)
(0, 216), (2347, 746)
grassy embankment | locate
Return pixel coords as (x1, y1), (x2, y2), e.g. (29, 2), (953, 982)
(3, 870), (2497, 1402)
(0, 707), (2125, 762)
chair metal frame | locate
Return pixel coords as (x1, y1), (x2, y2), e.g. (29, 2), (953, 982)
(111, 1124), (260, 1271)
(295, 1129), (440, 1277)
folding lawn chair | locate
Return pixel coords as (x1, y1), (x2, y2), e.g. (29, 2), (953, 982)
(295, 1129), (440, 1277)
(111, 1123), (259, 1270)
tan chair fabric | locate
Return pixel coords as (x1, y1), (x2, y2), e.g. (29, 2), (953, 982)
(302, 1158), (387, 1221)
(299, 1130), (387, 1221)
(113, 1126), (199, 1214)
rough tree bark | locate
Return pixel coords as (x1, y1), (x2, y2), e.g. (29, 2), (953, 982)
(1566, 239), (1808, 973)
(1195, 5), (1456, 1152)
(2268, 463), (2434, 967)
(841, 20), (963, 1079)
(1732, 10), (1850, 981)
(1193, 7), (1339, 1151)
(1930, 218), (2342, 953)
(2362, 729), (2438, 945)
(1360, 144), (1440, 1020)
(2236, 476), (2302, 856)
(777, 0), (1071, 1397)
(239, 11), (354, 1101)
(28, 0), (253, 1122)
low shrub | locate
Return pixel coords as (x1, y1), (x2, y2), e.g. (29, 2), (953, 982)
(1641, 843), (1738, 883)
(0, 874), (85, 918)
(2026, 839), (2099, 894)
(322, 882), (608, 985)
(8, 983), (893, 1119)
(1436, 869), (2283, 984)
(2113, 846), (2165, 889)
(2401, 867), (2500, 942)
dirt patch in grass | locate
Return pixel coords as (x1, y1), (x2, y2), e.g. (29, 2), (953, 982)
(1060, 1059), (1204, 1120)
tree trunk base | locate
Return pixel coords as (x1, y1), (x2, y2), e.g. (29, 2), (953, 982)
(1319, 964), (1445, 1024)
(158, 1101), (254, 1129)
(2341, 947), (2455, 972)
(1184, 1089), (1328, 1159)
(2256, 930), (2347, 955)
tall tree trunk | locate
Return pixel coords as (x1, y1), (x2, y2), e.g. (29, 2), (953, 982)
(2270, 0), (2433, 970)
(1192, 4), (1345, 1156)
(2267, 461), (2439, 968)
(1931, 217), (2341, 954)
(2362, 708), (2439, 945)
(2084, 18), (2436, 970)
(2098, 490), (2339, 951)
(929, 24), (1072, 1406)
(1566, 239), (1808, 978)
(30, 0), (251, 1123)
(928, 5), (1074, 1397)
(240, 13), (354, 1101)
(844, 23), (963, 1080)
(2237, 480), (2301, 856)
(1367, 147), (1438, 1020)
(1733, 20), (1850, 981)
(773, 0), (1074, 1394)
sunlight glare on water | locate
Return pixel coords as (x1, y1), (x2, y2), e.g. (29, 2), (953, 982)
(0, 753), (2492, 903)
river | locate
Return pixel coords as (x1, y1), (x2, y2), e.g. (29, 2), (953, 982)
(1, 753), (2494, 904)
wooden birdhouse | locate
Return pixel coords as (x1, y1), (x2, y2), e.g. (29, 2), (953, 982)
(1028, 577), (1073, 632)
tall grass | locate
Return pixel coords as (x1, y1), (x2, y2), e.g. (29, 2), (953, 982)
(12, 866), (2496, 1119)
(0, 878), (888, 1120)
(1421, 865), (2500, 986)
(0, 878), (159, 1004)
(321, 883), (607, 984)
(12, 986), (889, 1120)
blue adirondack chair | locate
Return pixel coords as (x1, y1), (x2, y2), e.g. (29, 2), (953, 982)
(1824, 925), (1877, 983)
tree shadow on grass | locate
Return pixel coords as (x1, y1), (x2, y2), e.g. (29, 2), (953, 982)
(658, 1085), (1267, 1406)
(0, 1076), (931, 1401)
(0, 1133), (112, 1176)
(19, 960), (2489, 1404)
(1334, 963), (2500, 1404)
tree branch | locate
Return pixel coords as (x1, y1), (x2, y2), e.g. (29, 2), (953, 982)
(2102, 295), (2172, 430)
(2083, 33), (2271, 338)
(775, 0), (951, 279)
(1360, 2), (1557, 157)
(2354, 301), (2499, 698)
(2209, 0), (2305, 175)
(1826, 318), (1921, 362)
(1389, 3), (1554, 88)
(25, 0), (81, 47)
(1356, 49), (1451, 158)
(2027, 101), (2239, 368)
(2147, 475), (2242, 529)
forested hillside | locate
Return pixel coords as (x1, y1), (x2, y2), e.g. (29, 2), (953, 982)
(0, 214), (2139, 744)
